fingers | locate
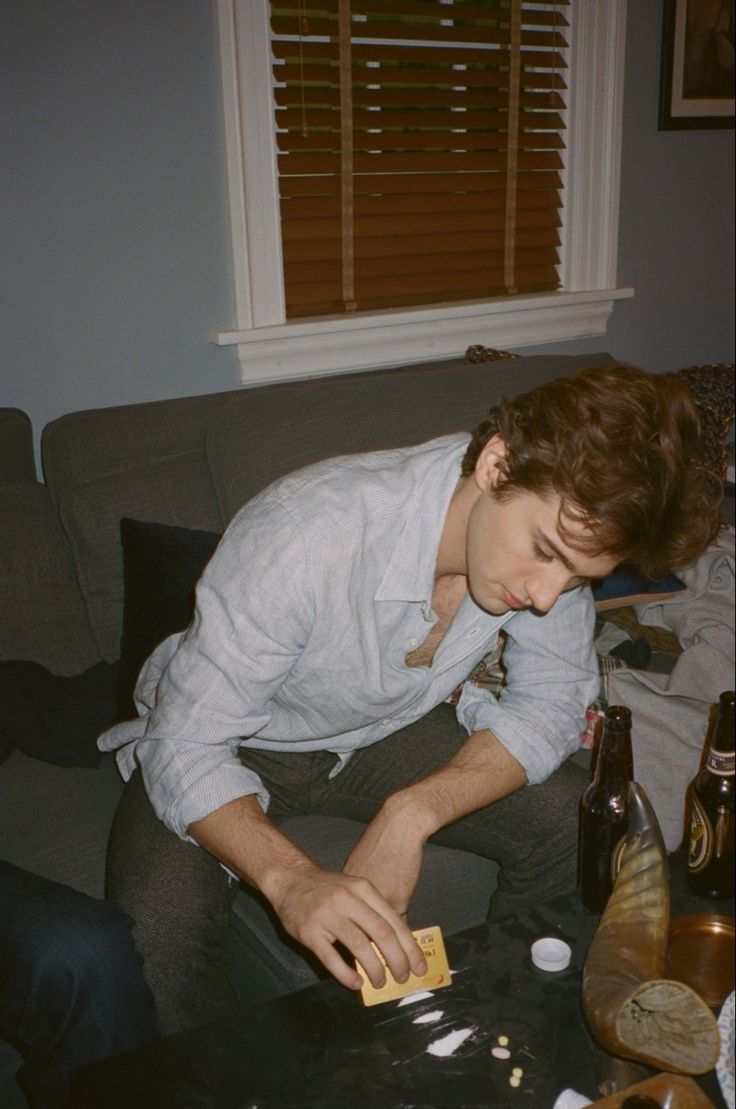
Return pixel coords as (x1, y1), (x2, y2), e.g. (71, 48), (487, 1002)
(279, 872), (426, 991)
(331, 876), (429, 987)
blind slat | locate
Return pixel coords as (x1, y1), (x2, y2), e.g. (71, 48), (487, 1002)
(285, 259), (560, 304)
(272, 52), (565, 87)
(276, 108), (565, 132)
(280, 189), (562, 219)
(274, 86), (567, 111)
(278, 150), (564, 173)
(277, 169), (563, 197)
(272, 15), (567, 51)
(282, 229), (561, 267)
(277, 132), (565, 155)
(272, 38), (567, 66)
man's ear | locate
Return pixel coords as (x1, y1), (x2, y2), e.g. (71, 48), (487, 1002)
(474, 434), (507, 492)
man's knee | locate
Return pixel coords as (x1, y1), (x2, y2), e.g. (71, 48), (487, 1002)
(21, 896), (140, 1004)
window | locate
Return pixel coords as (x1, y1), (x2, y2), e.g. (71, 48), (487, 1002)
(213, 0), (632, 383)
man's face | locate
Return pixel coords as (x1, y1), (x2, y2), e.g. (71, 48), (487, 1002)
(465, 476), (618, 618)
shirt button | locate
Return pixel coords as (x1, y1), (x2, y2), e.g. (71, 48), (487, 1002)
(407, 638), (418, 648)
(467, 628), (480, 638)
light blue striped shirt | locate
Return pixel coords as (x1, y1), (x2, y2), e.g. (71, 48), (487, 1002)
(98, 435), (598, 840)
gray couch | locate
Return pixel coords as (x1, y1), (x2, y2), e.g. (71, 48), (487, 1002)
(0, 349), (636, 1101)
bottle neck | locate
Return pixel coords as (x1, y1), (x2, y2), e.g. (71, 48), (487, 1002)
(706, 694), (735, 774)
(594, 729), (634, 783)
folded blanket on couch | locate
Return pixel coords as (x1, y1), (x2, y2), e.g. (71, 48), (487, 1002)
(606, 530), (735, 851)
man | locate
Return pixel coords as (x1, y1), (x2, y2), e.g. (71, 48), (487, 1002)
(100, 364), (721, 1033)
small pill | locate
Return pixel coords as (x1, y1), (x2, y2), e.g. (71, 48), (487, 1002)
(497, 1034), (509, 1046)
(509, 1075), (521, 1088)
(512, 1066), (523, 1077)
(491, 1046), (511, 1059)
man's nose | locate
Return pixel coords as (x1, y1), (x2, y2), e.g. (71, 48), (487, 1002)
(527, 569), (568, 614)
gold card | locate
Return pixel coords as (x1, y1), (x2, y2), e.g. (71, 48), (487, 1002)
(358, 925), (452, 1007)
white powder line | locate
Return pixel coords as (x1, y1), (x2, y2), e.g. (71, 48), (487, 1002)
(412, 1010), (444, 1024)
(397, 990), (435, 1006)
(426, 1026), (476, 1057)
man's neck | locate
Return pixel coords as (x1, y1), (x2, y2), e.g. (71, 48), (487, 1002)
(434, 474), (480, 578)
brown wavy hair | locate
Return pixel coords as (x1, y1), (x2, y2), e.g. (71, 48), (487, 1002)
(460, 364), (722, 578)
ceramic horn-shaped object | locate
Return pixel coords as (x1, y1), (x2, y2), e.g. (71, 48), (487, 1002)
(582, 782), (720, 1075)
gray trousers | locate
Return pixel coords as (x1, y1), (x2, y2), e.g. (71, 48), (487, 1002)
(106, 702), (587, 1035)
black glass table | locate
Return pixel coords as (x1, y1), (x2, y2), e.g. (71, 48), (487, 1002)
(72, 852), (732, 1108)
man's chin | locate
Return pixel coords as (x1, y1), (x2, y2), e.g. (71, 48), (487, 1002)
(471, 593), (512, 616)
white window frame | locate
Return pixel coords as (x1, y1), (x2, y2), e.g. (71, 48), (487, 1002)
(212, 0), (633, 385)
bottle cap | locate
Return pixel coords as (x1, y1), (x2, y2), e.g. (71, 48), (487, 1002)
(531, 936), (572, 972)
(552, 1090), (592, 1108)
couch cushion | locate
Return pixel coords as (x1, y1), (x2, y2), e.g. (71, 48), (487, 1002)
(41, 392), (233, 661)
(206, 353), (615, 521)
(0, 749), (123, 899)
(0, 482), (100, 674)
(55, 451), (224, 662)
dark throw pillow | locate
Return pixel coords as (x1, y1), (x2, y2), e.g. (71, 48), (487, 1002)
(591, 568), (686, 613)
(117, 518), (222, 720)
(0, 659), (118, 767)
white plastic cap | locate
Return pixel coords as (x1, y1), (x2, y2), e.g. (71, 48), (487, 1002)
(530, 936), (572, 973)
(552, 1089), (593, 1108)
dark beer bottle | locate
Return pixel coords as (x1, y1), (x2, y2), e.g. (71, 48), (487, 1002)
(686, 690), (735, 899)
(578, 705), (634, 913)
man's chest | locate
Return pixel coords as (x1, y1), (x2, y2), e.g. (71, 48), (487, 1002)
(404, 574), (468, 669)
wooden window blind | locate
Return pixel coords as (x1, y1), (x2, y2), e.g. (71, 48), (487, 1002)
(270, 0), (569, 319)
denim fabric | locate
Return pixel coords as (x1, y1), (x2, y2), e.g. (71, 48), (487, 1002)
(0, 861), (158, 1109)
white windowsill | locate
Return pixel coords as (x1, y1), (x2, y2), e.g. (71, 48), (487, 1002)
(213, 287), (634, 385)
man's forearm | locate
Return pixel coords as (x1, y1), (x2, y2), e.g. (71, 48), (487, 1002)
(341, 730), (526, 918)
(188, 793), (315, 900)
(380, 729), (527, 842)
(188, 794), (427, 991)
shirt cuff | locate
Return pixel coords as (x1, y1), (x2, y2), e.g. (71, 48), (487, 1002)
(454, 682), (587, 785)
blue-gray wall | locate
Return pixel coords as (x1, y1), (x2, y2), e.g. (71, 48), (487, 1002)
(2, 0), (734, 466)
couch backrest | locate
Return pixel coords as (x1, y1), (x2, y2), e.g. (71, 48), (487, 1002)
(207, 352), (614, 521)
(42, 391), (233, 661)
(39, 353), (613, 663)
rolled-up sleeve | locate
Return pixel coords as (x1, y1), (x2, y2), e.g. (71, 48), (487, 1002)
(124, 494), (314, 839)
(455, 587), (598, 784)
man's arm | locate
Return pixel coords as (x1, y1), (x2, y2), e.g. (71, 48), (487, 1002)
(343, 729), (525, 912)
(188, 796), (428, 991)
(345, 587), (597, 909)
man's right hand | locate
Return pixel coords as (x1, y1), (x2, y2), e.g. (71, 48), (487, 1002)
(188, 794), (426, 992)
(266, 859), (427, 990)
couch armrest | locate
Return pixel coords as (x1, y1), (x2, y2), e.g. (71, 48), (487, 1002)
(0, 408), (36, 486)
(0, 482), (99, 674)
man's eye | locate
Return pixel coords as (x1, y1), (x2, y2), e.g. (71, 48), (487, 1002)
(533, 543), (554, 562)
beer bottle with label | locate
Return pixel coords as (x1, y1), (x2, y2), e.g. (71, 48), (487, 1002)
(686, 690), (735, 899)
(578, 704), (634, 913)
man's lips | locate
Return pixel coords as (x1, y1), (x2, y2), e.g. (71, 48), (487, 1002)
(501, 587), (527, 610)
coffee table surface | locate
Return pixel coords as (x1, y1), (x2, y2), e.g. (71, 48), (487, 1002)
(73, 853), (732, 1108)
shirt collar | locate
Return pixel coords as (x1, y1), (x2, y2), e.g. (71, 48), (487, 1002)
(375, 435), (469, 604)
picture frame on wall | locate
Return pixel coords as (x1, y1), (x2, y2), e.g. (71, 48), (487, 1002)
(659, 0), (735, 129)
